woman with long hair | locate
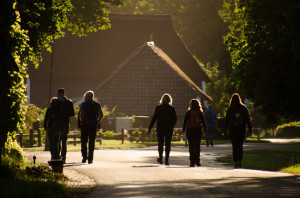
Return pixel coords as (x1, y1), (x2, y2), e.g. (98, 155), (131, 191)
(225, 93), (252, 168)
(182, 99), (207, 167)
(148, 93), (177, 165)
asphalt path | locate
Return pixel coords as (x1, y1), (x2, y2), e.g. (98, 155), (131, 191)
(25, 139), (300, 198)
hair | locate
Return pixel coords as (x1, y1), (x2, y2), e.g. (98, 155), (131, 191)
(58, 88), (65, 95)
(160, 93), (173, 105)
(84, 90), (94, 100)
(229, 93), (243, 106)
(188, 99), (203, 111)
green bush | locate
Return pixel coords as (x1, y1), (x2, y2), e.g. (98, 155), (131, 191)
(103, 131), (115, 139)
(2, 136), (25, 167)
(276, 121), (300, 137)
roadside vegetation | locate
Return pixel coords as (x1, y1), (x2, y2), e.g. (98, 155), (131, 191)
(217, 147), (300, 174)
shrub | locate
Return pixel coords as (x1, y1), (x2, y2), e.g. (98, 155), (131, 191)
(103, 131), (115, 139)
(2, 135), (25, 167)
(276, 121), (300, 137)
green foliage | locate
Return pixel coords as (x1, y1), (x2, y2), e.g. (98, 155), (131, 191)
(103, 130), (115, 139)
(220, 0), (300, 120)
(66, 0), (124, 36)
(2, 136), (25, 168)
(275, 121), (300, 138)
(203, 64), (232, 117)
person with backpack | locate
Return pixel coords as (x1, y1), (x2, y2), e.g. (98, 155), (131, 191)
(182, 99), (207, 167)
(50, 88), (75, 163)
(79, 90), (103, 164)
(204, 104), (217, 147)
(148, 93), (177, 165)
(225, 93), (252, 168)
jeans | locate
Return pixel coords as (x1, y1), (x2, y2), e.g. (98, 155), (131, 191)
(52, 122), (69, 159)
(206, 127), (215, 145)
(230, 130), (246, 163)
(81, 124), (97, 162)
(187, 129), (201, 164)
(157, 132), (173, 159)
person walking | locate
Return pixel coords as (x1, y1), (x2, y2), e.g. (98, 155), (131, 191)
(204, 104), (217, 147)
(225, 93), (252, 168)
(79, 90), (103, 164)
(50, 88), (75, 163)
(148, 93), (177, 165)
(182, 99), (207, 167)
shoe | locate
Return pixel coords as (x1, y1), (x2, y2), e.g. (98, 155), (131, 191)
(165, 159), (169, 166)
(157, 158), (163, 164)
(207, 144), (209, 147)
(82, 157), (87, 163)
(190, 163), (195, 167)
(62, 157), (66, 164)
(234, 162), (239, 169)
(210, 143), (214, 147)
(196, 162), (201, 167)
(88, 160), (93, 164)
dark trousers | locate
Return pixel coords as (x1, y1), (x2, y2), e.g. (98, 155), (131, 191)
(230, 130), (245, 163)
(52, 122), (69, 159)
(157, 132), (173, 159)
(81, 124), (97, 161)
(206, 127), (215, 145)
(47, 126), (54, 159)
(187, 129), (202, 164)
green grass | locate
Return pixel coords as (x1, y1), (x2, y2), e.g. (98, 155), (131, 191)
(217, 147), (300, 174)
(23, 137), (269, 152)
(0, 165), (70, 198)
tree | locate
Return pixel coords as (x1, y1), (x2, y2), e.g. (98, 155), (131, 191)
(220, 0), (300, 120)
(0, 0), (124, 164)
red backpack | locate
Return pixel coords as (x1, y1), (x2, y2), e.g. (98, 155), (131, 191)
(187, 110), (203, 129)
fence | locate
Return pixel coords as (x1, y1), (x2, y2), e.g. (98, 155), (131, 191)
(16, 129), (42, 148)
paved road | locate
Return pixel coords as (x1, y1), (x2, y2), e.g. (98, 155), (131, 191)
(25, 140), (300, 198)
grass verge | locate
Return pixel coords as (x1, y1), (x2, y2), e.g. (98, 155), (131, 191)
(217, 147), (300, 174)
(23, 138), (269, 152)
(0, 164), (70, 198)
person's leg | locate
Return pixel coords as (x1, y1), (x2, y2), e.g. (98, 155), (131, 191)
(195, 132), (201, 166)
(88, 124), (97, 163)
(47, 127), (54, 159)
(60, 123), (69, 163)
(230, 134), (239, 168)
(157, 133), (164, 164)
(52, 123), (61, 159)
(210, 127), (215, 146)
(187, 130), (195, 166)
(164, 132), (173, 165)
(81, 125), (88, 162)
(237, 133), (245, 167)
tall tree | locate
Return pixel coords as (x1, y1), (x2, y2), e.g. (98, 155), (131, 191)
(0, 0), (124, 164)
(220, 0), (300, 120)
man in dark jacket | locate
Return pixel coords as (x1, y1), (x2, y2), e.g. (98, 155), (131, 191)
(50, 88), (75, 162)
(225, 93), (252, 168)
(79, 90), (103, 164)
(148, 93), (177, 165)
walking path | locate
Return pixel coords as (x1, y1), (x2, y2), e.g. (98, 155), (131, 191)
(25, 139), (300, 197)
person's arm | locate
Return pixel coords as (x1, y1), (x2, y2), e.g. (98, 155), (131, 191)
(44, 108), (49, 130)
(182, 111), (189, 132)
(225, 108), (230, 134)
(148, 107), (158, 134)
(245, 107), (253, 135)
(200, 111), (207, 132)
(97, 106), (104, 130)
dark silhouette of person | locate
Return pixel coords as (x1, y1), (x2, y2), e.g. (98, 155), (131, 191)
(50, 88), (75, 163)
(79, 90), (103, 164)
(148, 93), (177, 165)
(204, 104), (217, 147)
(182, 99), (207, 167)
(225, 93), (252, 168)
(44, 97), (56, 159)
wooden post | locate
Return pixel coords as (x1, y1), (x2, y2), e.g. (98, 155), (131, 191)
(121, 128), (124, 144)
